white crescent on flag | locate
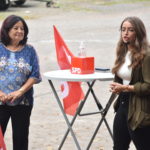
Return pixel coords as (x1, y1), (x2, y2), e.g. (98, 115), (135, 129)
(61, 81), (69, 99)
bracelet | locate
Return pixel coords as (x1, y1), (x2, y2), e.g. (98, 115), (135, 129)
(126, 85), (130, 91)
(19, 88), (25, 93)
(125, 85), (133, 91)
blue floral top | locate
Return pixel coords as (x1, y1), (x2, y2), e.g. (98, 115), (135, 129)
(0, 43), (41, 106)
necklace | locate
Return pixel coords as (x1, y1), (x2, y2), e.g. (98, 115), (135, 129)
(6, 45), (24, 52)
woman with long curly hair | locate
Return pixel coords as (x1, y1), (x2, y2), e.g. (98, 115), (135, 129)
(110, 16), (150, 150)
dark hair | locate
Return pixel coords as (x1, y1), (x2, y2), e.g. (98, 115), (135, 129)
(112, 16), (149, 74)
(0, 15), (28, 46)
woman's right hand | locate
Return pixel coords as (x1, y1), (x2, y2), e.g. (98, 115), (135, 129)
(0, 91), (8, 102)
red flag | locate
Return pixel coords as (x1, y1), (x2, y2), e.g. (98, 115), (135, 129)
(53, 26), (84, 115)
(0, 127), (6, 150)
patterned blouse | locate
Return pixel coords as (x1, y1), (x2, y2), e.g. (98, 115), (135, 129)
(0, 43), (41, 106)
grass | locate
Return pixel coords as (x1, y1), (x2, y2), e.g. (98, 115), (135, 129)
(0, 12), (38, 21)
(55, 0), (150, 12)
(0, 0), (150, 20)
(59, 0), (150, 4)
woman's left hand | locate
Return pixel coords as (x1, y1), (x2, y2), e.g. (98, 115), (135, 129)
(110, 82), (125, 94)
(7, 90), (24, 103)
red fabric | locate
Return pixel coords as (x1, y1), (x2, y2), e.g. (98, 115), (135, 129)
(0, 127), (6, 150)
(53, 26), (84, 115)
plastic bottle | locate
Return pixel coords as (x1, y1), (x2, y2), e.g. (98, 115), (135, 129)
(78, 41), (86, 58)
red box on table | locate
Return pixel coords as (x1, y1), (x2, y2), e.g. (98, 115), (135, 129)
(71, 57), (94, 74)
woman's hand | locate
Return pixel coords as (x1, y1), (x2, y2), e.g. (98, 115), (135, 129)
(110, 82), (134, 94)
(7, 78), (36, 103)
(110, 82), (125, 94)
(0, 91), (8, 102)
(7, 90), (24, 103)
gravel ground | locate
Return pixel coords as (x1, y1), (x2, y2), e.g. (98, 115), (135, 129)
(0, 0), (150, 149)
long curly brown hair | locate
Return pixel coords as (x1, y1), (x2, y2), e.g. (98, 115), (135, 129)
(112, 16), (149, 74)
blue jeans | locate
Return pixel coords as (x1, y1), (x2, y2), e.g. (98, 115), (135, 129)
(0, 105), (33, 150)
(113, 92), (150, 150)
